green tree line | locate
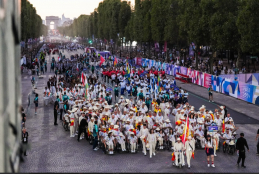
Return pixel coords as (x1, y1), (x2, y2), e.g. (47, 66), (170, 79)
(58, 0), (259, 68)
(21, 0), (47, 41)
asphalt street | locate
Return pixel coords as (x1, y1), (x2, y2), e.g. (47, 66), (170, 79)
(19, 46), (259, 173)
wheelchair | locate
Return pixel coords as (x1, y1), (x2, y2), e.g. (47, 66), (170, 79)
(165, 140), (174, 151)
(223, 139), (236, 155)
(172, 151), (184, 169)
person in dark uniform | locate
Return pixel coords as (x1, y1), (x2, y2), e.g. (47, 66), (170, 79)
(21, 128), (29, 156)
(77, 113), (87, 142)
(236, 133), (249, 168)
(54, 96), (59, 125)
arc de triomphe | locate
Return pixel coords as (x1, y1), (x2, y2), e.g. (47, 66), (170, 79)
(46, 16), (60, 29)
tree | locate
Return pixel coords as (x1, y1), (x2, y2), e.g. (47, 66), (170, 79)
(237, 0), (259, 56)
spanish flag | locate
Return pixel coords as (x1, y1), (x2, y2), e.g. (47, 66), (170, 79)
(192, 152), (195, 159)
(222, 120), (225, 133)
(210, 114), (214, 120)
(202, 115), (205, 119)
(223, 141), (226, 146)
(171, 152), (175, 161)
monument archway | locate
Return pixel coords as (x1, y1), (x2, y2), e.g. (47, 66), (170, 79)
(46, 16), (59, 30)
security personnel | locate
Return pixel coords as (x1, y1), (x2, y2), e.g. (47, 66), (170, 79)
(78, 113), (87, 142)
(236, 133), (249, 168)
(21, 128), (29, 156)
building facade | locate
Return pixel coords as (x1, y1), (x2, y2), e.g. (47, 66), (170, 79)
(0, 0), (22, 173)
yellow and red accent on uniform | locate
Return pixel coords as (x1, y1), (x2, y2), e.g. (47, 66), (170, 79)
(175, 120), (182, 125)
(130, 129), (136, 135)
(70, 118), (74, 126)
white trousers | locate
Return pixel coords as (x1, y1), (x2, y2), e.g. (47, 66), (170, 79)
(149, 142), (156, 157)
(120, 141), (126, 150)
(197, 137), (205, 147)
(158, 138), (163, 146)
(142, 140), (147, 154)
(70, 125), (74, 136)
(186, 151), (192, 167)
(131, 142), (136, 151)
(107, 142), (114, 150)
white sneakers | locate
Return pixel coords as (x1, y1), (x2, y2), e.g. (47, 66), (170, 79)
(153, 152), (156, 156)
(214, 154), (217, 156)
(208, 164), (215, 167)
(144, 153), (147, 156)
(150, 155), (152, 158)
(94, 147), (99, 151)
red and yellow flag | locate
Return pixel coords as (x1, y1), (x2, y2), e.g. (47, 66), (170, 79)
(192, 152), (195, 159)
(210, 114), (214, 120)
(171, 152), (175, 161)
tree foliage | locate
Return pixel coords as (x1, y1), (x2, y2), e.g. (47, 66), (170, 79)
(21, 0), (46, 41)
(58, 0), (259, 58)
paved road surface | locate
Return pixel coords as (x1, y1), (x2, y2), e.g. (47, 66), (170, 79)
(20, 47), (259, 173)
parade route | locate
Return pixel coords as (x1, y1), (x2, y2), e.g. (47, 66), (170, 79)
(19, 48), (259, 173)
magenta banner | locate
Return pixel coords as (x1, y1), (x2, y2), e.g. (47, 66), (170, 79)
(203, 73), (212, 88)
(136, 57), (142, 66)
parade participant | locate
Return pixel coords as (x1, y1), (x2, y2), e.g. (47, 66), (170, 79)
(128, 132), (138, 153)
(205, 135), (215, 167)
(147, 129), (157, 158)
(34, 93), (39, 115)
(195, 126), (206, 148)
(139, 124), (149, 156)
(174, 138), (185, 166)
(69, 109), (76, 137)
(93, 120), (99, 151)
(105, 131), (115, 152)
(184, 136), (195, 169)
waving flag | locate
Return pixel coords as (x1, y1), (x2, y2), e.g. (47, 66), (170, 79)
(100, 55), (105, 66)
(181, 116), (189, 145)
(192, 152), (195, 159)
(210, 113), (214, 120)
(157, 75), (161, 92)
(171, 152), (175, 161)
(81, 72), (85, 86)
(114, 57), (118, 66)
(222, 120), (225, 133)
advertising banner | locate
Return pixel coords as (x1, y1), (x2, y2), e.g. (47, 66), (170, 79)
(203, 73), (212, 88)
